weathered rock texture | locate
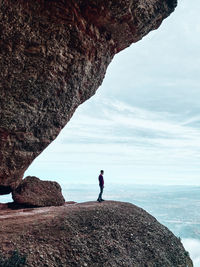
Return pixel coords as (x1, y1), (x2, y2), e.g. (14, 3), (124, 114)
(12, 176), (65, 207)
(0, 0), (177, 192)
(0, 201), (193, 266)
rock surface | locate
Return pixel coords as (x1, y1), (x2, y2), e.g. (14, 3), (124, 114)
(0, 201), (193, 267)
(12, 176), (65, 207)
(0, 0), (177, 192)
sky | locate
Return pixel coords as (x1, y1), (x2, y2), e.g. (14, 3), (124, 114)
(25, 0), (200, 186)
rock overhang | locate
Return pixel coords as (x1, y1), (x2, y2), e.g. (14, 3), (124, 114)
(0, 0), (177, 197)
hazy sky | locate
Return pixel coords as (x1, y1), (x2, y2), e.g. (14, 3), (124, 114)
(25, 0), (200, 185)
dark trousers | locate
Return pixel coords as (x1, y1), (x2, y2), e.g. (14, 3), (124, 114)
(98, 186), (104, 200)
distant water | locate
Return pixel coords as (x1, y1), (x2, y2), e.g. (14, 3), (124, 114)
(1, 184), (200, 266)
(60, 184), (200, 238)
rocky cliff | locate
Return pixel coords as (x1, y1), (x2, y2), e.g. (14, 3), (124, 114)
(0, 0), (177, 193)
(0, 201), (193, 266)
(0, 2), (194, 266)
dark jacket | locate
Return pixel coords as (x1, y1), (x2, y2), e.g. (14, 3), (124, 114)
(99, 174), (104, 187)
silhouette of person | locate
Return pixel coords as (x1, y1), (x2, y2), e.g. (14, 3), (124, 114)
(97, 170), (104, 202)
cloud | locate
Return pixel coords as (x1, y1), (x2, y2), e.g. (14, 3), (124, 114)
(25, 0), (200, 185)
(182, 239), (200, 267)
(27, 97), (198, 184)
(181, 116), (200, 127)
(60, 98), (200, 154)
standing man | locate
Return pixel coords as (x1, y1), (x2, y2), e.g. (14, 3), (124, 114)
(97, 170), (104, 202)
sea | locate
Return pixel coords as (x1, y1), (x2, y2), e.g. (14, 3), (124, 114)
(1, 184), (200, 266)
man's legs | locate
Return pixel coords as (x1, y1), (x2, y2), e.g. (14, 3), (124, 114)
(97, 186), (104, 201)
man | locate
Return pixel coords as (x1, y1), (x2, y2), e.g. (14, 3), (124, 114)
(97, 170), (104, 202)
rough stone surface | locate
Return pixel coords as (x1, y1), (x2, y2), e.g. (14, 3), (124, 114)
(0, 0), (177, 192)
(12, 176), (65, 207)
(0, 201), (193, 266)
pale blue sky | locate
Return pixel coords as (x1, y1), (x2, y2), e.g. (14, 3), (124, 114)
(25, 0), (200, 185)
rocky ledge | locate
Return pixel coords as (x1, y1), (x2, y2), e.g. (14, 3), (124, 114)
(0, 201), (193, 266)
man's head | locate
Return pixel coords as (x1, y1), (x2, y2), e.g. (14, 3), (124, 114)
(100, 170), (104, 175)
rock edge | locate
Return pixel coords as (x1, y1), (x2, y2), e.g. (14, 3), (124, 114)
(0, 201), (193, 267)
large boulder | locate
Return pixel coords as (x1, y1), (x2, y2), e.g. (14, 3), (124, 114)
(12, 176), (65, 207)
(0, 0), (177, 193)
(0, 201), (193, 266)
